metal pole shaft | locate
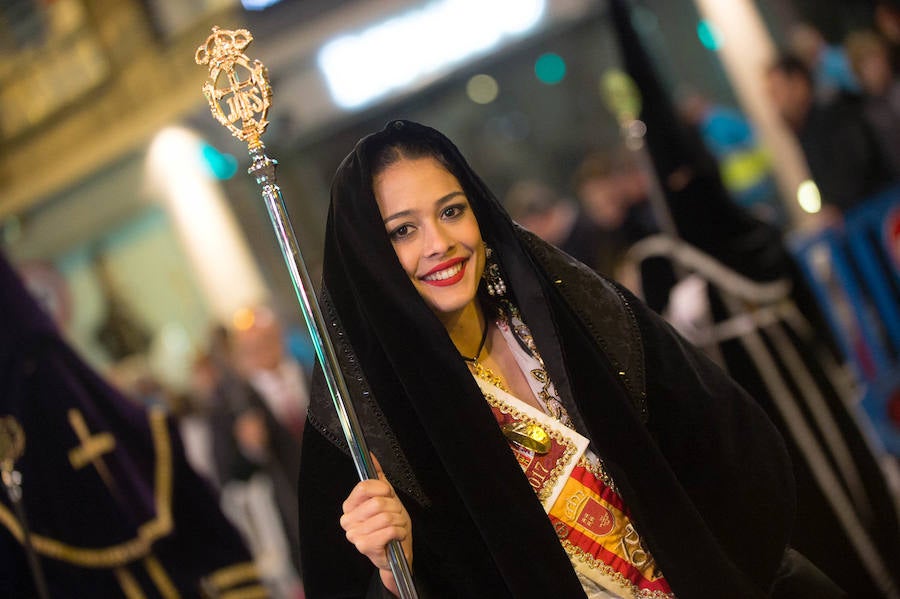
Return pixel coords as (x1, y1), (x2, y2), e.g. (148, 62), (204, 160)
(3, 471), (50, 599)
(248, 146), (418, 599)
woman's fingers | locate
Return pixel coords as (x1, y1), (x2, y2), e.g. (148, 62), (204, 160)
(342, 483), (400, 519)
(342, 479), (394, 513)
(348, 525), (409, 566)
(371, 452), (388, 482)
(340, 453), (414, 590)
(341, 496), (410, 570)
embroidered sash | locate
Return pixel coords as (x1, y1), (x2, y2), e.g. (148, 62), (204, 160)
(473, 377), (674, 599)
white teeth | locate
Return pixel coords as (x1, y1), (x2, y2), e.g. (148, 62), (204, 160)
(423, 262), (463, 281)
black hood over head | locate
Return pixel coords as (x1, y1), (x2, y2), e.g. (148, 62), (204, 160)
(302, 120), (795, 599)
(315, 120), (612, 597)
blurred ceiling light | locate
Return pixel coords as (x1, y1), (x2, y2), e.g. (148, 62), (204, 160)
(467, 74), (499, 104)
(797, 179), (822, 214)
(318, 0), (546, 109)
(146, 127), (267, 323)
(241, 0), (284, 10)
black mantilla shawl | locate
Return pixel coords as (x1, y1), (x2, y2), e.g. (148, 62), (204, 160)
(299, 121), (799, 598)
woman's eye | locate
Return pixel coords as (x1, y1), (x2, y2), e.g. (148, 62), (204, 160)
(442, 204), (466, 219)
(389, 224), (414, 240)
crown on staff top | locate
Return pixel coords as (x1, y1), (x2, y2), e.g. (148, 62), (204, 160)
(195, 27), (253, 67)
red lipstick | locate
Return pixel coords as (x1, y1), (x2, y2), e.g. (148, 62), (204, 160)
(420, 257), (467, 287)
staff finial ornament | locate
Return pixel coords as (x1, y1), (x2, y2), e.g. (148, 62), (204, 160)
(195, 26), (418, 598)
(195, 27), (272, 149)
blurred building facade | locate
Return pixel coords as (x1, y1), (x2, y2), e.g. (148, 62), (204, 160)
(0, 0), (873, 372)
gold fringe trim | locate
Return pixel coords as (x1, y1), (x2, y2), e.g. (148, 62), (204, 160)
(220, 585), (271, 599)
(205, 561), (261, 591)
(563, 540), (676, 599)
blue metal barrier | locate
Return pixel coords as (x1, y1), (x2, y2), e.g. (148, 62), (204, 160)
(791, 187), (900, 455)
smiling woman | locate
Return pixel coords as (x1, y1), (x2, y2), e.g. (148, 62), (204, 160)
(373, 156), (486, 328)
(297, 120), (843, 598)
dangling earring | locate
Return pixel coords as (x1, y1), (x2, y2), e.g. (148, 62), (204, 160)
(483, 244), (507, 296)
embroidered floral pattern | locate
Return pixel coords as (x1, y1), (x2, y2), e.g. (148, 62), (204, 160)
(479, 300), (673, 598)
(496, 301), (575, 429)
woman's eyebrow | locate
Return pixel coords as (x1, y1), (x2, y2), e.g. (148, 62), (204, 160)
(383, 209), (414, 226)
(382, 191), (465, 225)
(435, 191), (465, 208)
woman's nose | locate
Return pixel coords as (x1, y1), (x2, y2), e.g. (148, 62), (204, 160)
(423, 222), (453, 256)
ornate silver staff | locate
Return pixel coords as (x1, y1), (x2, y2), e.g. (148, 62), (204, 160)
(195, 28), (418, 599)
(0, 416), (49, 599)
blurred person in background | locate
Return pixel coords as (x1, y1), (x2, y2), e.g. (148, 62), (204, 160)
(677, 89), (785, 227)
(845, 29), (900, 174)
(571, 149), (677, 311)
(571, 148), (657, 278)
(765, 53), (898, 215)
(207, 313), (305, 598)
(231, 305), (310, 443)
(789, 22), (860, 102)
(605, 0), (900, 590)
(874, 0), (900, 72)
(173, 350), (220, 487)
(503, 179), (601, 269)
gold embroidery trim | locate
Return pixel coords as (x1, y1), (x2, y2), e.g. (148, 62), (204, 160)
(579, 455), (619, 495)
(115, 566), (148, 599)
(220, 585), (271, 599)
(206, 561), (261, 591)
(482, 391), (578, 503)
(144, 555), (181, 599)
(468, 361), (509, 392)
(68, 408), (118, 492)
(562, 540), (676, 599)
(0, 407), (174, 567)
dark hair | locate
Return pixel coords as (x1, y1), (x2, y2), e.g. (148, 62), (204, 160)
(370, 138), (454, 180)
(768, 53), (814, 86)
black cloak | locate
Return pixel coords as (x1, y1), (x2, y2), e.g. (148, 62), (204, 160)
(608, 0), (900, 594)
(0, 251), (265, 597)
(298, 121), (830, 598)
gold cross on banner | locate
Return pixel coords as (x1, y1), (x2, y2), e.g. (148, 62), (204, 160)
(67, 409), (117, 491)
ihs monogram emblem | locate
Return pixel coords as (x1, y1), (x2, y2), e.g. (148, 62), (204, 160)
(195, 27), (272, 147)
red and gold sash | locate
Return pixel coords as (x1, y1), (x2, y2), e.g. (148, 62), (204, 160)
(474, 377), (674, 599)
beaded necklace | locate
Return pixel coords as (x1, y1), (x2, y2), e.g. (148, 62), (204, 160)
(460, 319), (510, 393)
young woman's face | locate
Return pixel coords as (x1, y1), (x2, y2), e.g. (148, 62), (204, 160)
(373, 156), (486, 322)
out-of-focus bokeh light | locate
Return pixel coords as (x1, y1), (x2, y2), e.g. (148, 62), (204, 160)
(232, 306), (256, 331)
(534, 52), (566, 84)
(623, 119), (647, 150)
(200, 143), (238, 180)
(467, 74), (499, 104)
(318, 0), (546, 109)
(600, 69), (642, 122)
(241, 0), (283, 10)
(697, 19), (722, 51)
(797, 180), (822, 214)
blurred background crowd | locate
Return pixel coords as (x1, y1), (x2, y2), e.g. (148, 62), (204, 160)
(3, 0), (900, 597)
